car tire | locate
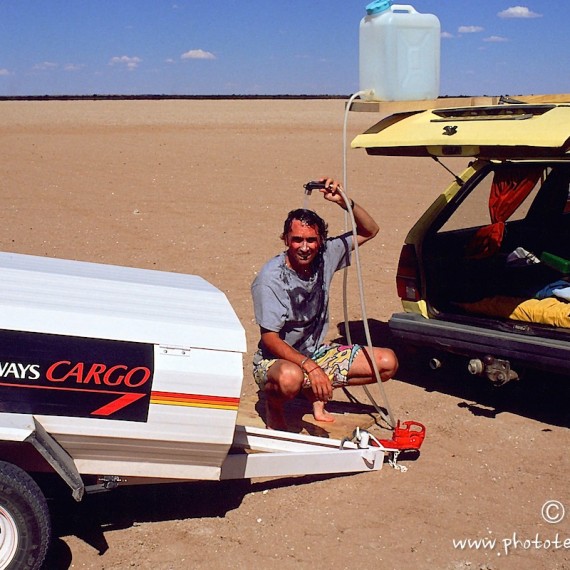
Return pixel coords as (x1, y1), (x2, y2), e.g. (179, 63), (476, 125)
(0, 461), (51, 570)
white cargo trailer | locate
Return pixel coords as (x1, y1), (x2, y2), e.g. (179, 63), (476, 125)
(0, 252), (391, 569)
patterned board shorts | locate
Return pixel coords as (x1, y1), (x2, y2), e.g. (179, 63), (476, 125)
(253, 342), (363, 390)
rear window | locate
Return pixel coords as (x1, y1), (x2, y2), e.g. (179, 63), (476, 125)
(438, 166), (563, 233)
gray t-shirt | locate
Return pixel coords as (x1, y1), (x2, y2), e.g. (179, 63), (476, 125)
(251, 233), (352, 363)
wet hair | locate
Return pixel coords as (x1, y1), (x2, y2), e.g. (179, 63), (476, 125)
(281, 209), (328, 241)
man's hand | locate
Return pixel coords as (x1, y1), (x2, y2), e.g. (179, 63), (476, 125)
(314, 175), (379, 247)
(306, 364), (333, 402)
(318, 177), (346, 208)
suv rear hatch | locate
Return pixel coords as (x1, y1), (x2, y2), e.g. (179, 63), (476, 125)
(352, 103), (570, 158)
(352, 100), (570, 378)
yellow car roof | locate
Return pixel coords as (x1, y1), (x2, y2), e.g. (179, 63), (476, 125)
(351, 104), (570, 158)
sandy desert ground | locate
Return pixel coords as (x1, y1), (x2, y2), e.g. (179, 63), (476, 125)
(0, 99), (568, 569)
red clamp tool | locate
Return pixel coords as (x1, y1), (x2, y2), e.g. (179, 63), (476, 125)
(377, 420), (426, 451)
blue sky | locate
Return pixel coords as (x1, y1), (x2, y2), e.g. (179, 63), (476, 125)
(0, 1), (567, 97)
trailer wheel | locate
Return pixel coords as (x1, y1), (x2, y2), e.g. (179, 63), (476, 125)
(0, 461), (51, 570)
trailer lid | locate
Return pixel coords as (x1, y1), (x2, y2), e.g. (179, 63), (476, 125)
(0, 252), (246, 353)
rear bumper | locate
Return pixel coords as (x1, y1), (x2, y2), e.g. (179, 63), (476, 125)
(389, 312), (570, 375)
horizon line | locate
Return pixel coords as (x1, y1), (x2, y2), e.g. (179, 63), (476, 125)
(0, 93), (494, 102)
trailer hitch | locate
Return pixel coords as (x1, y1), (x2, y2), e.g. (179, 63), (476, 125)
(340, 421), (425, 472)
(340, 421), (426, 452)
(468, 356), (519, 386)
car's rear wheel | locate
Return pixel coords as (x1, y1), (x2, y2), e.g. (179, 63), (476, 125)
(0, 461), (51, 570)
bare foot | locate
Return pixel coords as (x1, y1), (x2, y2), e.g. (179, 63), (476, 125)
(265, 401), (288, 431)
(313, 401), (335, 423)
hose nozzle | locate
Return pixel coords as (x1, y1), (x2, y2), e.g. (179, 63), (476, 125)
(303, 180), (328, 196)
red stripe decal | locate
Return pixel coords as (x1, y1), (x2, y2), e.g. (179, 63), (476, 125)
(91, 393), (146, 416)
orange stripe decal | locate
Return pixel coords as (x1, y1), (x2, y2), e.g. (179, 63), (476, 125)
(150, 391), (240, 410)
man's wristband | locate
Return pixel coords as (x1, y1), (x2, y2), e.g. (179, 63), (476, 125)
(300, 358), (319, 375)
(344, 199), (355, 211)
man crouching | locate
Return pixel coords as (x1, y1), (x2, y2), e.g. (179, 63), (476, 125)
(251, 177), (398, 431)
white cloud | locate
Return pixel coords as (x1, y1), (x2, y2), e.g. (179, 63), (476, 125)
(498, 6), (542, 18)
(181, 49), (216, 60)
(458, 26), (484, 33)
(484, 35), (509, 43)
(33, 61), (58, 71)
(109, 56), (142, 70)
(64, 63), (85, 72)
(441, 31), (454, 39)
(0, 68), (9, 76)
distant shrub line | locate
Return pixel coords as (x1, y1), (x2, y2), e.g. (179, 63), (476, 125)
(0, 94), (354, 102)
(0, 94), (480, 102)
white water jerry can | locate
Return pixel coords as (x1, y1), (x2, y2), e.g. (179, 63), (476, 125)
(359, 0), (440, 101)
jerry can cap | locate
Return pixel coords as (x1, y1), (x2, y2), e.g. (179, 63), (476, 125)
(366, 0), (392, 15)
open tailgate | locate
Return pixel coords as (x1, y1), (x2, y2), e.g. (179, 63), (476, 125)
(351, 103), (570, 159)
